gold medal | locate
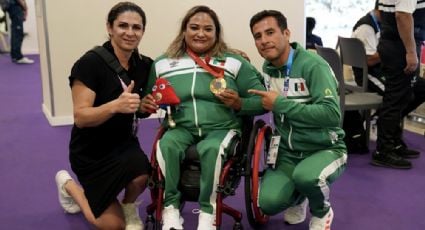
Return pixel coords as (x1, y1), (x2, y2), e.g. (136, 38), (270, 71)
(210, 78), (227, 94)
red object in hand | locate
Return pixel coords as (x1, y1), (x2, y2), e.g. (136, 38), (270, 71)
(152, 78), (180, 105)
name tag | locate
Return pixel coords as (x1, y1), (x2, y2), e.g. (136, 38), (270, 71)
(267, 135), (281, 168)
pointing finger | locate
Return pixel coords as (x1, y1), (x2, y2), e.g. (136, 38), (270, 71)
(248, 89), (267, 97)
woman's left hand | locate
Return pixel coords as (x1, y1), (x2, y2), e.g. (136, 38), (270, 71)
(140, 94), (158, 113)
(215, 89), (241, 111)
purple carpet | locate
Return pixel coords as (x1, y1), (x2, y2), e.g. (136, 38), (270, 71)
(1, 54), (424, 229)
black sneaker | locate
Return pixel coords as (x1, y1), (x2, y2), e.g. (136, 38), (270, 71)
(394, 146), (420, 159)
(371, 151), (412, 169)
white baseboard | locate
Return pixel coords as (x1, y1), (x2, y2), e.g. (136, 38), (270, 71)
(41, 103), (73, 126)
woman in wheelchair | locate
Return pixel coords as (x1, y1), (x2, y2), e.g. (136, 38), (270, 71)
(139, 5), (265, 230)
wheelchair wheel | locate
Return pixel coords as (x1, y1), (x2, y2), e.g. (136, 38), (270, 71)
(233, 222), (243, 230)
(244, 119), (271, 228)
(145, 214), (161, 230)
(146, 167), (164, 230)
(146, 127), (166, 230)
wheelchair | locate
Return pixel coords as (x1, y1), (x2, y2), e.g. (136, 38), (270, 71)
(145, 117), (254, 230)
(244, 119), (273, 229)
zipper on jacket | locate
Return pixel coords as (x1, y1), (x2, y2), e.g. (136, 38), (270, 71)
(191, 64), (202, 136)
(288, 123), (293, 150)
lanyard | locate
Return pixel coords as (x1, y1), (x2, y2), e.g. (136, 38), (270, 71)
(282, 47), (294, 98)
(116, 72), (139, 136)
(370, 11), (380, 32)
(186, 48), (224, 78)
(118, 77), (128, 90)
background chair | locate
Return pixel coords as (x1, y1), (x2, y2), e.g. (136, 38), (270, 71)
(315, 44), (382, 150)
(338, 36), (369, 92)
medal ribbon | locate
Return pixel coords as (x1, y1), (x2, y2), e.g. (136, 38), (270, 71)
(117, 73), (138, 137)
(186, 48), (224, 78)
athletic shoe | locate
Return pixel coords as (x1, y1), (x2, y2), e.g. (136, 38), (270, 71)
(371, 151), (412, 169)
(55, 170), (81, 213)
(121, 202), (144, 230)
(283, 199), (308, 224)
(162, 205), (183, 230)
(309, 207), (333, 230)
(197, 211), (215, 230)
(14, 57), (34, 64)
(394, 146), (420, 159)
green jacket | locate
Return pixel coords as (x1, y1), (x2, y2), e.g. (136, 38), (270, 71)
(146, 52), (265, 136)
(263, 42), (346, 153)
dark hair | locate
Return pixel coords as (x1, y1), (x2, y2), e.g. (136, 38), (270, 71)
(107, 2), (146, 31)
(249, 10), (287, 33)
(374, 0), (379, 10)
(306, 17), (316, 33)
(165, 5), (228, 58)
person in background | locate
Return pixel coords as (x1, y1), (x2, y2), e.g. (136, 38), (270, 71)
(4, 0), (34, 64)
(351, 1), (385, 95)
(249, 10), (347, 230)
(305, 17), (323, 50)
(0, 7), (6, 28)
(372, 0), (424, 169)
(55, 2), (152, 229)
(142, 5), (265, 230)
(350, 0), (425, 156)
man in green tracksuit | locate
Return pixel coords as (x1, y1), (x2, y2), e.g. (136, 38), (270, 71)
(248, 10), (347, 230)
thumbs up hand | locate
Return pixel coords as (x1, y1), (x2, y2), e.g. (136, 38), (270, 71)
(117, 80), (141, 113)
(124, 79), (135, 93)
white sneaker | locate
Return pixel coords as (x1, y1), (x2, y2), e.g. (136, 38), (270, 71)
(162, 205), (184, 230)
(121, 202), (144, 230)
(14, 57), (34, 64)
(309, 207), (334, 230)
(55, 170), (81, 214)
(283, 199), (308, 224)
(197, 211), (215, 230)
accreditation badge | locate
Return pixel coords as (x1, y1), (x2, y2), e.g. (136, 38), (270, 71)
(267, 135), (280, 168)
(210, 78), (227, 94)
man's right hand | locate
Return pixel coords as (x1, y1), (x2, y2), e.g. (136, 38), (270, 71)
(248, 89), (279, 111)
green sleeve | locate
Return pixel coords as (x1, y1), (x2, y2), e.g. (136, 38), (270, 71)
(136, 61), (158, 118)
(272, 62), (341, 128)
(235, 58), (266, 116)
(142, 62), (158, 97)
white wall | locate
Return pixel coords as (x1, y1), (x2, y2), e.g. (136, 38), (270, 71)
(24, 0), (39, 54)
(35, 0), (305, 126)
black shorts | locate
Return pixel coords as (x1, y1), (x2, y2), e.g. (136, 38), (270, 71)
(70, 140), (150, 218)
